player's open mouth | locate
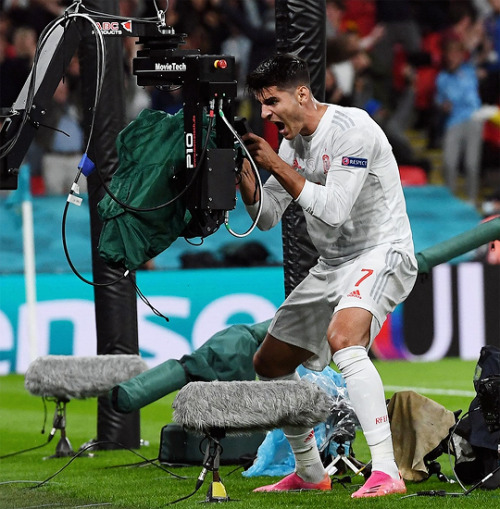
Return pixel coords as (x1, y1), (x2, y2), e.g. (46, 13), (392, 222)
(275, 121), (285, 133)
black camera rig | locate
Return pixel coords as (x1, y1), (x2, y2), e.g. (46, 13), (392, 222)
(132, 30), (238, 237)
(476, 375), (500, 433)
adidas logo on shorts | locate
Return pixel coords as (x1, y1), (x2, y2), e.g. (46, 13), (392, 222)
(347, 289), (362, 299)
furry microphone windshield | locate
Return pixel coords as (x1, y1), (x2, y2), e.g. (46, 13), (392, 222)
(25, 355), (148, 400)
(172, 379), (335, 433)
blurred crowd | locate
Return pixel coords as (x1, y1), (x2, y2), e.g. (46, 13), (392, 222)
(324, 0), (500, 209)
(1, 0), (499, 208)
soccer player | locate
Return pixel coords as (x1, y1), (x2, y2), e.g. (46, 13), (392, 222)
(239, 53), (417, 498)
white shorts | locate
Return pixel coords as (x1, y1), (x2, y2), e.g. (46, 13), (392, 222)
(268, 245), (418, 371)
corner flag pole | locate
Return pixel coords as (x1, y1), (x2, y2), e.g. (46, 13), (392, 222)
(19, 165), (38, 363)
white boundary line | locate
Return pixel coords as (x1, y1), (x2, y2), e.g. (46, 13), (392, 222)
(384, 385), (475, 398)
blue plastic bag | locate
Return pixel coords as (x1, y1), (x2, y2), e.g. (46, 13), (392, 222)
(243, 365), (358, 477)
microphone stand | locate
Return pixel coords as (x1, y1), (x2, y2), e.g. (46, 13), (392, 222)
(46, 399), (75, 459)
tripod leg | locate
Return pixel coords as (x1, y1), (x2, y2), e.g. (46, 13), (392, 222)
(343, 457), (364, 475)
(325, 454), (369, 477)
(325, 454), (344, 475)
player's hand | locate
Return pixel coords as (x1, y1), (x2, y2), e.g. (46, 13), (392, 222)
(242, 133), (280, 172)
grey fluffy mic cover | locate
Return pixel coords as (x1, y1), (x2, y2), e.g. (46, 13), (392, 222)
(172, 380), (335, 433)
(25, 355), (148, 400)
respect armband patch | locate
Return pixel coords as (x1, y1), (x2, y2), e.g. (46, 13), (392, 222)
(341, 156), (368, 168)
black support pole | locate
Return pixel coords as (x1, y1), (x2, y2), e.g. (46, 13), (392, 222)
(275, 0), (326, 296)
(79, 0), (141, 449)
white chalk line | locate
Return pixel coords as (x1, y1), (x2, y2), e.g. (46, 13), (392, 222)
(384, 385), (475, 398)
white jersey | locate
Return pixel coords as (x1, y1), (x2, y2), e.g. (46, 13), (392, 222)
(247, 104), (416, 267)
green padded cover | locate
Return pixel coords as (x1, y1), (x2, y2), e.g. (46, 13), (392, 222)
(97, 108), (215, 270)
(111, 320), (271, 413)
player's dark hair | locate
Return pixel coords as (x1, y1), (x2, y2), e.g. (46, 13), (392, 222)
(246, 53), (311, 95)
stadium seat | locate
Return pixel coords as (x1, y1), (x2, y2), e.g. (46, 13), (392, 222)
(483, 118), (500, 149)
(399, 165), (428, 187)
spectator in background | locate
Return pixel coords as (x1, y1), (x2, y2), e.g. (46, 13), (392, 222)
(326, 30), (372, 107)
(442, 0), (485, 54)
(175, 0), (230, 55)
(435, 36), (485, 206)
(475, 0), (500, 214)
(370, 0), (422, 109)
(211, 0), (276, 135)
(477, 0), (500, 105)
(325, 0), (384, 108)
(0, 25), (37, 108)
(368, 66), (433, 176)
(5, 0), (62, 38)
(325, 20), (431, 176)
(341, 0), (378, 39)
(39, 78), (85, 195)
(211, 0), (275, 75)
(410, 1), (485, 150)
(326, 0), (346, 39)
(221, 23), (252, 98)
(473, 0), (496, 18)
(327, 0), (385, 58)
(0, 25), (47, 192)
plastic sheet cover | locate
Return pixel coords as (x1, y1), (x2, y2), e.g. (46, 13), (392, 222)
(243, 364), (359, 477)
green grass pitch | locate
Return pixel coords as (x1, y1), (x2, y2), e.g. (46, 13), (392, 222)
(1, 358), (499, 508)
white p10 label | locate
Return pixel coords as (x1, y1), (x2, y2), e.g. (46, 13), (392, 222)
(185, 132), (195, 169)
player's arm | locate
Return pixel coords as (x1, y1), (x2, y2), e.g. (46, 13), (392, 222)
(296, 129), (371, 227)
(239, 158), (260, 205)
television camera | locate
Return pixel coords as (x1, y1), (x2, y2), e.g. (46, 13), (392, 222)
(0, 5), (241, 239)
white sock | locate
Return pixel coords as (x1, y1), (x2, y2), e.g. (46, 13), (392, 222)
(333, 346), (399, 479)
(258, 371), (327, 483)
(284, 429), (326, 482)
